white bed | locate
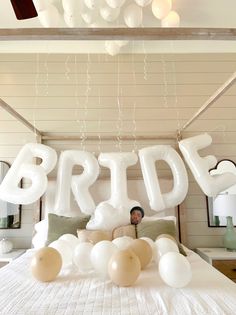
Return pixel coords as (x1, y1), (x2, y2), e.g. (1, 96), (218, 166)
(1, 177), (236, 315)
(0, 247), (236, 315)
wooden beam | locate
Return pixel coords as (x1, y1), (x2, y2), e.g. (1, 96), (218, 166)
(1, 27), (236, 41)
(42, 134), (177, 141)
(0, 98), (41, 136)
(179, 71), (236, 132)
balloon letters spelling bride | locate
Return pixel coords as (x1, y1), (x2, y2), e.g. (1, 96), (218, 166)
(1, 133), (236, 218)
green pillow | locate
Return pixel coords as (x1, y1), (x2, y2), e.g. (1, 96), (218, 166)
(47, 213), (90, 245)
(136, 219), (187, 256)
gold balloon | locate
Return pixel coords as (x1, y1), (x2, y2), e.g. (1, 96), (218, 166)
(31, 247), (62, 282)
(88, 230), (111, 244)
(128, 239), (152, 269)
(156, 233), (177, 244)
(108, 249), (141, 287)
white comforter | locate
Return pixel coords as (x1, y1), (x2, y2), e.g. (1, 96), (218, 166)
(0, 249), (236, 315)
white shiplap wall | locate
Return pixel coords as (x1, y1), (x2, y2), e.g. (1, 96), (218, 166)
(0, 52), (236, 249)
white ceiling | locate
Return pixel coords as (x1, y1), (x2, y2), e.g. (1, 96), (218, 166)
(1, 0), (236, 53)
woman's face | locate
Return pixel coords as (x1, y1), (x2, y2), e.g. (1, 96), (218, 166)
(130, 210), (143, 225)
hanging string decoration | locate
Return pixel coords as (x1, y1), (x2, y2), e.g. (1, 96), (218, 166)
(116, 54), (123, 152)
(131, 42), (138, 153)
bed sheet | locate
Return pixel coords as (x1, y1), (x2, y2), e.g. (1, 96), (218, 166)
(0, 248), (235, 315)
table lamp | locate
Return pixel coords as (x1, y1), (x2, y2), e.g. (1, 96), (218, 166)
(213, 193), (236, 251)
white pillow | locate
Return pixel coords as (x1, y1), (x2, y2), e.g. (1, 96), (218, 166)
(142, 215), (176, 225)
(31, 219), (48, 249)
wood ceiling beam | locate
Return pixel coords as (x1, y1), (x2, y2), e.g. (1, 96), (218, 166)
(1, 27), (236, 41)
(179, 71), (236, 133)
(0, 98), (42, 136)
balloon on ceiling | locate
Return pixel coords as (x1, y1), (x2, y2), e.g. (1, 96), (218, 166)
(24, 0), (181, 55)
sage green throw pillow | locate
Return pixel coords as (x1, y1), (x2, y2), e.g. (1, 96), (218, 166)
(136, 219), (187, 256)
(47, 213), (90, 245)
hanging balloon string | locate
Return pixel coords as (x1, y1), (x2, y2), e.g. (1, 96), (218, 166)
(64, 55), (71, 81)
(33, 53), (40, 140)
(131, 41), (138, 153)
(43, 53), (49, 96)
(170, 41), (181, 132)
(161, 53), (169, 108)
(74, 55), (82, 137)
(116, 53), (123, 152)
(97, 55), (102, 154)
(80, 52), (91, 151)
(142, 40), (148, 81)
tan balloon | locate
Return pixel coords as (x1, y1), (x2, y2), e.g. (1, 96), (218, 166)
(88, 230), (111, 244)
(128, 239), (152, 269)
(31, 247), (62, 282)
(108, 249), (141, 287)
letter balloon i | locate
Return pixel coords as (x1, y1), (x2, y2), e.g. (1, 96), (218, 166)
(0, 143), (57, 205)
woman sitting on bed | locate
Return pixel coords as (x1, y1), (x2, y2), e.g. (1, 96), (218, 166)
(130, 206), (144, 225)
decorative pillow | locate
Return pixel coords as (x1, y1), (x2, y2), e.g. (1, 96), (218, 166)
(136, 219), (187, 256)
(112, 224), (136, 239)
(142, 215), (176, 224)
(47, 213), (90, 245)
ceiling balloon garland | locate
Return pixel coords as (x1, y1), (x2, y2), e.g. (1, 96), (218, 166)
(20, 0), (181, 55)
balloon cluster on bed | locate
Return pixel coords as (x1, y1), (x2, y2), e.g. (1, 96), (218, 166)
(33, 0), (180, 55)
(31, 232), (192, 288)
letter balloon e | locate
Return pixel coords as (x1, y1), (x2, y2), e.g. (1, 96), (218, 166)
(0, 143), (57, 204)
(179, 133), (236, 197)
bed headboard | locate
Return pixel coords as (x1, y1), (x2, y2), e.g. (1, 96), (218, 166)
(32, 177), (181, 249)
(42, 177), (177, 219)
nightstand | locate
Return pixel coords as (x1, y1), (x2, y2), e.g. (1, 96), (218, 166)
(0, 249), (26, 268)
(196, 247), (236, 282)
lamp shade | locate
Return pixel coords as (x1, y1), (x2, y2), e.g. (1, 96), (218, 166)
(213, 194), (236, 217)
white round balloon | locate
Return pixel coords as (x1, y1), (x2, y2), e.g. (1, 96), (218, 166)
(105, 41), (121, 56)
(62, 0), (78, 15)
(81, 6), (99, 24)
(33, 0), (48, 12)
(134, 0), (152, 7)
(73, 242), (94, 272)
(64, 12), (77, 27)
(90, 240), (118, 277)
(112, 236), (134, 250)
(58, 234), (80, 251)
(155, 237), (178, 259)
(159, 252), (192, 288)
(38, 4), (60, 27)
(152, 0), (172, 20)
(100, 4), (120, 22)
(161, 10), (180, 27)
(49, 239), (73, 268)
(84, 0), (96, 10)
(124, 4), (143, 28)
(115, 40), (129, 47)
(106, 0), (126, 8)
